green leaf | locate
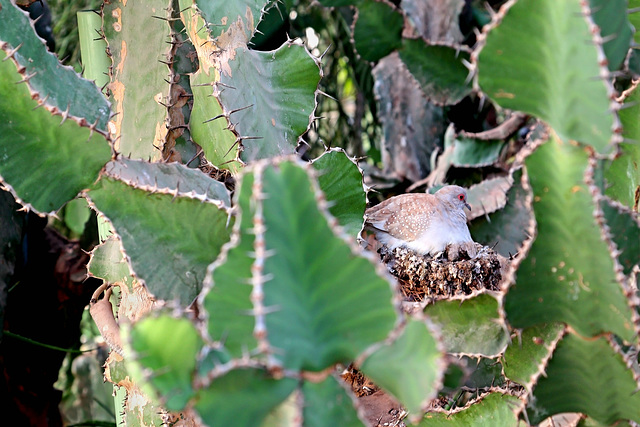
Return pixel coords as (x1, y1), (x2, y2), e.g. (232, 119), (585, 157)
(477, 0), (614, 153)
(204, 172), (257, 355)
(630, 1), (640, 46)
(0, 50), (112, 214)
(601, 200), (640, 276)
(361, 319), (444, 420)
(449, 137), (504, 167)
(605, 82), (640, 210)
(503, 323), (565, 391)
(416, 393), (522, 426)
(526, 334), (640, 425)
(63, 198), (91, 235)
(312, 149), (367, 236)
(128, 315), (202, 411)
(104, 159), (231, 207)
(588, 0), (633, 71)
(260, 162), (396, 370)
(353, 0), (404, 62)
(504, 137), (636, 341)
(88, 176), (232, 305)
(205, 160), (397, 370)
(217, 44), (320, 163)
(0, 0), (110, 129)
(424, 294), (509, 357)
(103, 0), (172, 160)
(399, 38), (472, 105)
(88, 235), (135, 290)
(194, 369), (297, 427)
(302, 376), (365, 427)
(470, 168), (534, 258)
(194, 0), (270, 38)
(189, 70), (240, 171)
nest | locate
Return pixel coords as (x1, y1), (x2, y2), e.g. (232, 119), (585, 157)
(379, 243), (502, 302)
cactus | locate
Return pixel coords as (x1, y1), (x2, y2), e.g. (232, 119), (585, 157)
(1, 0), (640, 425)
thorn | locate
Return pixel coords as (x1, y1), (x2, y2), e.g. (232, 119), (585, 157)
(319, 44), (332, 60)
(16, 71), (37, 84)
(216, 82), (236, 90)
(228, 104), (254, 115)
(254, 28), (264, 36)
(203, 113), (227, 124)
(317, 90), (337, 101)
(222, 139), (241, 158)
(59, 104), (71, 126)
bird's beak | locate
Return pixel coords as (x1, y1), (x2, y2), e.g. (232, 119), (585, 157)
(465, 202), (471, 211)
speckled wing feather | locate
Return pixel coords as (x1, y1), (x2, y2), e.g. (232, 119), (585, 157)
(365, 193), (437, 242)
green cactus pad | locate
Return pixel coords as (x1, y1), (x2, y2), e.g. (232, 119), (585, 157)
(449, 137), (505, 167)
(102, 0), (173, 160)
(88, 235), (135, 290)
(104, 158), (231, 206)
(423, 293), (509, 357)
(194, 369), (297, 427)
(181, 3), (321, 165)
(476, 0), (615, 154)
(503, 323), (565, 392)
(470, 168), (534, 258)
(204, 172), (257, 354)
(205, 159), (397, 371)
(601, 199), (640, 276)
(88, 176), (232, 306)
(605, 81), (640, 210)
(360, 318), (444, 421)
(504, 136), (636, 341)
(525, 333), (640, 425)
(0, 49), (112, 214)
(416, 393), (522, 426)
(194, 0), (271, 38)
(301, 377), (365, 427)
(0, 0), (110, 130)
(312, 149), (367, 236)
(589, 0), (632, 71)
(128, 315), (202, 411)
(216, 44), (321, 162)
(190, 71), (240, 171)
(352, 0), (404, 63)
(399, 39), (472, 106)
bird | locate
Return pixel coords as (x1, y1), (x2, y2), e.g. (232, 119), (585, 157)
(363, 185), (477, 259)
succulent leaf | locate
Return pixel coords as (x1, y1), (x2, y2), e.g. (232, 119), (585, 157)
(476, 0), (615, 154)
(399, 39), (472, 106)
(88, 175), (232, 305)
(423, 294), (509, 357)
(504, 136), (636, 341)
(360, 318), (444, 421)
(0, 0), (110, 129)
(0, 49), (111, 214)
(312, 149), (367, 236)
(128, 315), (202, 411)
(352, 0), (404, 62)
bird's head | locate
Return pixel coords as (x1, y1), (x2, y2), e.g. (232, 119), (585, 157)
(435, 185), (471, 211)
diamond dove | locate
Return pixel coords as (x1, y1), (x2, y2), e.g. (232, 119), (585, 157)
(364, 185), (477, 259)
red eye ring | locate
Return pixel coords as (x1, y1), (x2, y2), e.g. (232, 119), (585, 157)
(457, 193), (465, 201)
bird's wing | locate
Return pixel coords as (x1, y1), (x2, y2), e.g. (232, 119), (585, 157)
(365, 194), (435, 242)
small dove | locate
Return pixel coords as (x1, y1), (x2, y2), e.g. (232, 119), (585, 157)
(364, 185), (477, 258)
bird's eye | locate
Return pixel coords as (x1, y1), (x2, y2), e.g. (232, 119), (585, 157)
(457, 194), (465, 201)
